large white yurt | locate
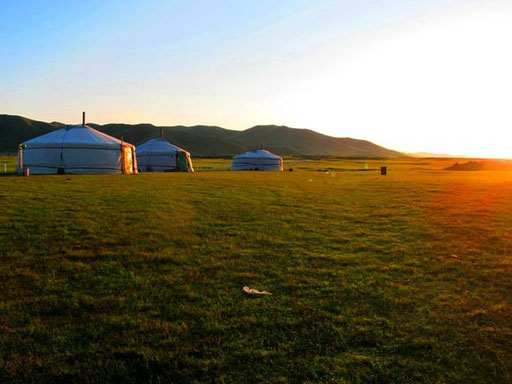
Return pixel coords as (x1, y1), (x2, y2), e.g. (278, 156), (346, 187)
(17, 115), (137, 175)
(231, 149), (283, 171)
(137, 138), (194, 172)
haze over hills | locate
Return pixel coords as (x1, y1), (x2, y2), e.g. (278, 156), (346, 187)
(0, 114), (404, 157)
(406, 152), (469, 158)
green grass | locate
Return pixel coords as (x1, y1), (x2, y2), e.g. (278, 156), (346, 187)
(0, 159), (511, 383)
(0, 155), (16, 173)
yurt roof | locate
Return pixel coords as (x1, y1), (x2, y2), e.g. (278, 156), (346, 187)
(233, 149), (281, 159)
(21, 125), (132, 149)
(137, 138), (187, 154)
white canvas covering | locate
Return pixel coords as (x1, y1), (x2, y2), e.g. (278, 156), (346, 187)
(17, 125), (137, 174)
(137, 138), (194, 172)
(231, 149), (283, 171)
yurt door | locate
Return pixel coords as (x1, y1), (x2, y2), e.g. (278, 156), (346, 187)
(121, 145), (133, 174)
(178, 152), (187, 172)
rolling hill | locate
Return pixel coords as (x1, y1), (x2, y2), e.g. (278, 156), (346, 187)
(0, 115), (64, 153)
(0, 114), (404, 157)
(229, 125), (402, 157)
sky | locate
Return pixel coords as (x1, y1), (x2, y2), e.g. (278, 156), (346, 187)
(1, 0), (511, 158)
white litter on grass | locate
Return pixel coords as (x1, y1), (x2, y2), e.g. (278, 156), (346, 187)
(243, 286), (272, 296)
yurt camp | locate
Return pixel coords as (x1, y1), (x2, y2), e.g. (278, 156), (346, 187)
(231, 149), (283, 171)
(17, 114), (137, 175)
(137, 137), (194, 172)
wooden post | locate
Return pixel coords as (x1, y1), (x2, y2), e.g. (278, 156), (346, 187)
(18, 146), (23, 175)
(82, 111), (85, 127)
(381, 166), (387, 176)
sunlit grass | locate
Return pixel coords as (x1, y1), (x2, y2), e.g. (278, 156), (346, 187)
(0, 158), (511, 382)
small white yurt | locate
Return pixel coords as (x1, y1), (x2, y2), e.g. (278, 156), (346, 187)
(17, 113), (137, 175)
(231, 149), (283, 171)
(137, 137), (194, 172)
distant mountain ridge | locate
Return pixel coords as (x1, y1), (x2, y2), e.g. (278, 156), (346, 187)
(0, 115), (64, 153)
(406, 152), (468, 158)
(0, 114), (405, 157)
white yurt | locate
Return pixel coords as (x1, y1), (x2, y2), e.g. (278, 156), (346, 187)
(231, 149), (283, 171)
(137, 138), (194, 172)
(17, 115), (137, 175)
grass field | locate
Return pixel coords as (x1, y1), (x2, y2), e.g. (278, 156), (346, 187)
(0, 157), (511, 383)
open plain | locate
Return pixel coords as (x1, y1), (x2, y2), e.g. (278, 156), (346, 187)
(0, 157), (511, 383)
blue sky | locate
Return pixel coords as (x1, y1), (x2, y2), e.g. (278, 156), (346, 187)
(2, 0), (451, 78)
(2, 0), (511, 157)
